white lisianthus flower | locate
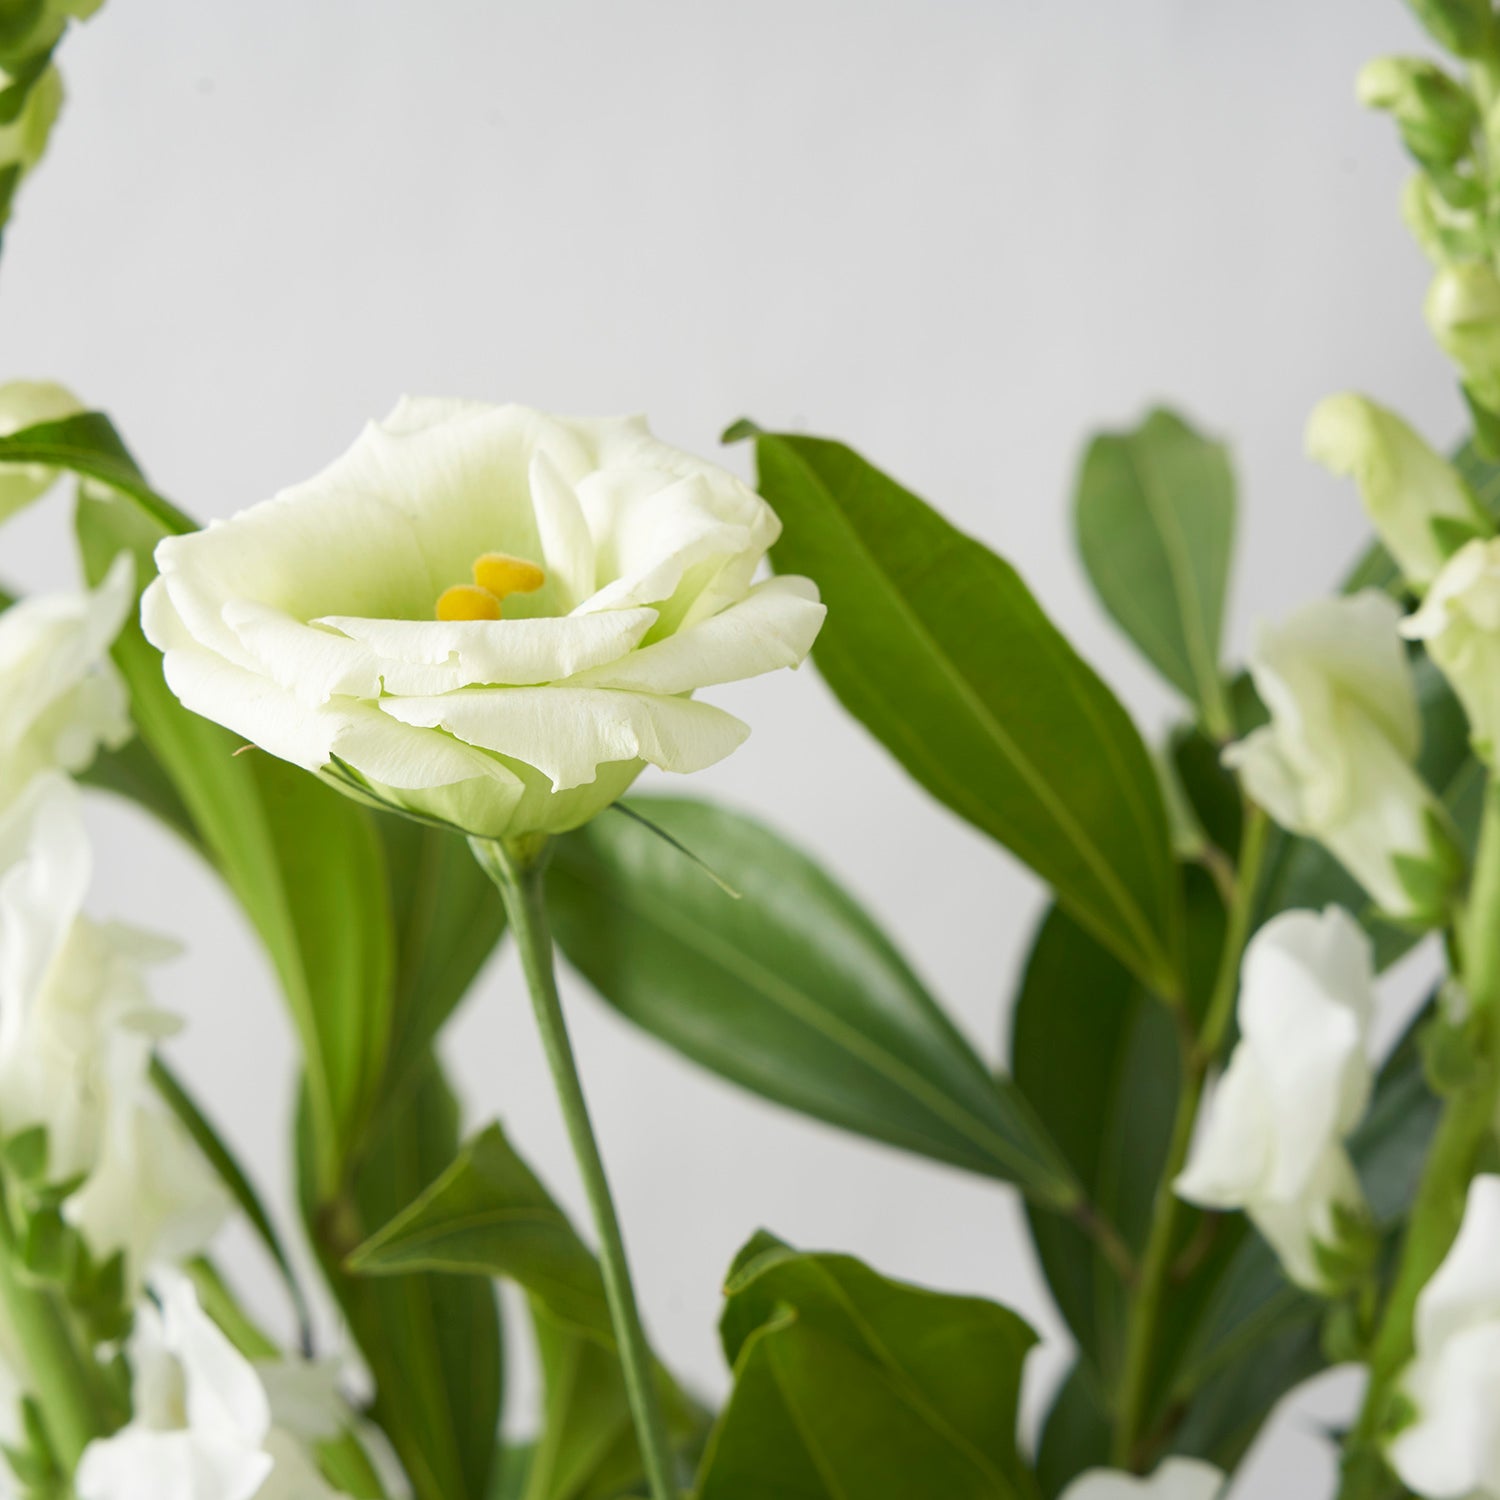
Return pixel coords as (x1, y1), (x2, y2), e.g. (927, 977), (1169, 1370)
(141, 400), (825, 841)
(1175, 907), (1376, 1291)
(1058, 1457), (1224, 1500)
(0, 553), (133, 808)
(0, 774), (226, 1277)
(76, 1277), (353, 1500)
(1306, 394), (1491, 589)
(1402, 537), (1500, 763)
(1388, 1175), (1500, 1498)
(0, 379), (83, 524)
(1224, 591), (1457, 923)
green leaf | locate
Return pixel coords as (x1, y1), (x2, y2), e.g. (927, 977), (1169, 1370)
(1034, 1366), (1110, 1500)
(302, 1058), (502, 1500)
(549, 795), (1078, 1206)
(523, 1304), (708, 1500)
(74, 479), (396, 1196)
(697, 1233), (1039, 1500)
(350, 1120), (704, 1500)
(733, 424), (1182, 994)
(150, 1057), (312, 1350)
(350, 1123), (612, 1341)
(1074, 409), (1235, 731)
(0, 413), (195, 534)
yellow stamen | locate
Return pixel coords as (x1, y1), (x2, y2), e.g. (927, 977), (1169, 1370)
(473, 552), (546, 600)
(436, 584), (502, 622)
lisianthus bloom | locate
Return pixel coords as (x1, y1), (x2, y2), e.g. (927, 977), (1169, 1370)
(1175, 907), (1375, 1291)
(76, 1276), (354, 1500)
(1402, 537), (1500, 763)
(1225, 591), (1457, 923)
(143, 400), (825, 841)
(0, 379), (82, 524)
(0, 553), (133, 808)
(1306, 393), (1491, 590)
(1388, 1175), (1500, 1497)
(1058, 1458), (1224, 1500)
(0, 775), (225, 1278)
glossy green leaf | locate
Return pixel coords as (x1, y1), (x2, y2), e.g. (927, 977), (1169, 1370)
(549, 796), (1078, 1206)
(303, 1059), (502, 1500)
(522, 1305), (708, 1500)
(733, 424), (1182, 994)
(697, 1233), (1039, 1500)
(351, 1123), (612, 1340)
(1034, 1366), (1110, 1500)
(351, 1120), (703, 1500)
(1075, 409), (1235, 730)
(74, 478), (395, 1196)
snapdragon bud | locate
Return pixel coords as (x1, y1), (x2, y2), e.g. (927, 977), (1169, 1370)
(1307, 393), (1492, 589)
(1401, 174), (1487, 267)
(1404, 0), (1495, 59)
(1359, 57), (1477, 175)
(1428, 261), (1500, 411)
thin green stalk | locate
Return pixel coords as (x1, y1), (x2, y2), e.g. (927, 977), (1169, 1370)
(470, 836), (679, 1500)
(1110, 802), (1269, 1468)
(0, 1200), (108, 1470)
(1339, 781), (1500, 1496)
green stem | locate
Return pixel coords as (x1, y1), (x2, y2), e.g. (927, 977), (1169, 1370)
(471, 837), (679, 1500)
(1339, 782), (1500, 1496)
(0, 1200), (107, 1471)
(1110, 802), (1268, 1469)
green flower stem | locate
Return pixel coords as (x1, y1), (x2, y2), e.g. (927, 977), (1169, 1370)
(1110, 802), (1269, 1469)
(1339, 780), (1500, 1496)
(0, 1198), (107, 1471)
(471, 836), (679, 1500)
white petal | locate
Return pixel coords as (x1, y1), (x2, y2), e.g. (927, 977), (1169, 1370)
(75, 1429), (273, 1500)
(1174, 1045), (1274, 1208)
(0, 379), (84, 523)
(222, 602), (381, 704)
(162, 1277), (272, 1446)
(380, 686), (749, 789)
(1415, 1175), (1500, 1356)
(563, 575), (825, 694)
(315, 607), (656, 692)
(1390, 1321), (1500, 1498)
(529, 448), (596, 611)
(1059, 1458), (1224, 1500)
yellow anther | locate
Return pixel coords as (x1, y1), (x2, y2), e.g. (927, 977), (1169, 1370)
(473, 552), (546, 600)
(436, 584), (502, 622)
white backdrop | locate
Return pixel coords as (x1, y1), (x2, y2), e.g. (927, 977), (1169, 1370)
(0, 1), (1460, 1491)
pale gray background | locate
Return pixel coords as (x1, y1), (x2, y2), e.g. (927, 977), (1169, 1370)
(0, 1), (1459, 1492)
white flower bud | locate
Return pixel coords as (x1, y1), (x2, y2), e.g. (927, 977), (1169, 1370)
(0, 379), (83, 525)
(1403, 537), (1500, 763)
(1225, 592), (1457, 923)
(76, 1275), (355, 1500)
(1388, 1175), (1500, 1498)
(1428, 262), (1500, 411)
(1307, 394), (1490, 589)
(0, 553), (133, 810)
(1175, 907), (1376, 1291)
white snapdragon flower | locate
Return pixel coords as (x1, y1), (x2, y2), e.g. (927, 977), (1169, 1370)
(142, 400), (825, 841)
(1388, 1175), (1500, 1498)
(1402, 537), (1500, 763)
(0, 774), (225, 1277)
(1175, 907), (1376, 1291)
(0, 379), (83, 524)
(1225, 591), (1454, 922)
(1058, 1457), (1224, 1500)
(76, 1278), (352, 1500)
(1306, 394), (1490, 589)
(0, 553), (133, 808)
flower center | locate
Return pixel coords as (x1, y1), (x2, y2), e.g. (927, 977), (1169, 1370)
(435, 552), (546, 621)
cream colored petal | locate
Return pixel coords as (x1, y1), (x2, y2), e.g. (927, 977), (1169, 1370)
(564, 575), (824, 694)
(315, 607), (655, 692)
(529, 449), (596, 611)
(380, 687), (749, 790)
(333, 709), (519, 793)
(1415, 1175), (1500, 1355)
(1249, 1146), (1363, 1292)
(75, 1428), (273, 1500)
(222, 601), (382, 704)
(1174, 1045), (1274, 1208)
